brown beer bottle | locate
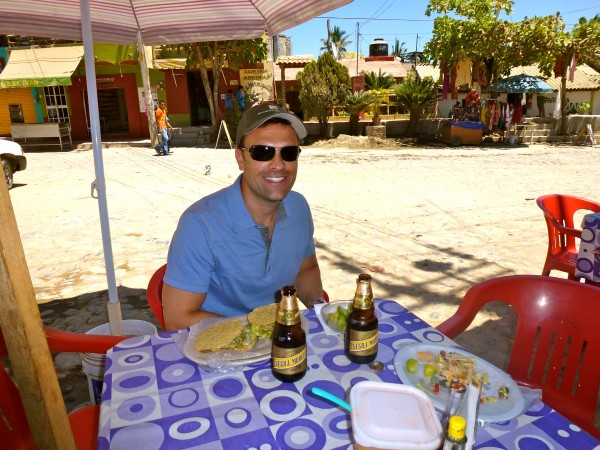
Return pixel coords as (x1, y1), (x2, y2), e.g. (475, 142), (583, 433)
(345, 273), (378, 364)
(271, 285), (307, 382)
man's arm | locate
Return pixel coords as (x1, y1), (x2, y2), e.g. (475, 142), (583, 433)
(293, 253), (324, 308)
(162, 283), (221, 331)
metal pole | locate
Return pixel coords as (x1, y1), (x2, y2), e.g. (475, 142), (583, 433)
(80, 0), (123, 335)
(356, 22), (359, 77)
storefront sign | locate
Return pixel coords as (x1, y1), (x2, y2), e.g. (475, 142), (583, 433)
(240, 62), (274, 103)
(96, 77), (115, 85)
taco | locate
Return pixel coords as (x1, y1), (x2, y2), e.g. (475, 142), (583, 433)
(194, 319), (256, 352)
(247, 303), (278, 339)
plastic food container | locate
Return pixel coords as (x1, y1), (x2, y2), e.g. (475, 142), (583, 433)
(350, 381), (443, 450)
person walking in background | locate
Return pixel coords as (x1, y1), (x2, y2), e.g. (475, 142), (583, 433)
(236, 85), (246, 109)
(537, 94), (546, 118)
(155, 100), (173, 155)
(224, 89), (233, 109)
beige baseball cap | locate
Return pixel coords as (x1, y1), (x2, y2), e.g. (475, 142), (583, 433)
(236, 103), (307, 147)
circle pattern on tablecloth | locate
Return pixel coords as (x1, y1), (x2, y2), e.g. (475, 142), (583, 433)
(321, 349), (355, 373)
(276, 418), (326, 450)
(515, 434), (552, 450)
(581, 227), (594, 243)
(211, 377), (245, 399)
(378, 300), (405, 315)
(110, 422), (164, 449)
(576, 258), (593, 273)
(341, 370), (381, 387)
(379, 321), (399, 336)
(260, 390), (306, 422)
(324, 411), (352, 438)
(168, 388), (200, 408)
(308, 333), (339, 350)
(117, 395), (156, 421)
(251, 368), (281, 390)
(117, 335), (152, 348)
(156, 342), (186, 362)
(118, 351), (150, 367)
(114, 369), (155, 392)
(224, 407), (252, 428)
(159, 362), (196, 384)
(168, 417), (211, 440)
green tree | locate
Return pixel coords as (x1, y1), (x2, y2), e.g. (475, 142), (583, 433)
(344, 91), (374, 135)
(320, 25), (353, 59)
(362, 69), (396, 90)
(393, 77), (439, 137)
(167, 39), (267, 137)
(297, 52), (351, 137)
(391, 39), (407, 58)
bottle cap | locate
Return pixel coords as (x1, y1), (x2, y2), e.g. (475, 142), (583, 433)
(448, 415), (466, 440)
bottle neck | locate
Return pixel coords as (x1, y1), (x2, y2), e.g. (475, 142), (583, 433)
(277, 294), (301, 326)
(353, 281), (374, 310)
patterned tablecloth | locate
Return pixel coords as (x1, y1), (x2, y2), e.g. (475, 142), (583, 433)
(98, 300), (599, 449)
(576, 212), (600, 283)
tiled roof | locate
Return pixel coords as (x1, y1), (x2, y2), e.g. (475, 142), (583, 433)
(509, 64), (600, 91)
(414, 63), (440, 81)
(274, 56), (407, 81)
(275, 55), (314, 66)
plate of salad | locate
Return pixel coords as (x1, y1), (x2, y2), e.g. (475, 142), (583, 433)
(393, 342), (525, 423)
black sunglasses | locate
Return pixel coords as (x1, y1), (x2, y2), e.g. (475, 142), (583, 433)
(241, 145), (301, 162)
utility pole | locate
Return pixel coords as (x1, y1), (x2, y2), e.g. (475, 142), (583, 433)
(356, 22), (360, 77)
(414, 34), (419, 64)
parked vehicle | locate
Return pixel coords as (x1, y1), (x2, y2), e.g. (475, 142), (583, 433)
(1, 139), (27, 190)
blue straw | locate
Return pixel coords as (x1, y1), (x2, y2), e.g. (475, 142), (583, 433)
(311, 387), (351, 412)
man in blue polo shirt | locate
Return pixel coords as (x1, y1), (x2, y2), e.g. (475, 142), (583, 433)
(162, 104), (324, 330)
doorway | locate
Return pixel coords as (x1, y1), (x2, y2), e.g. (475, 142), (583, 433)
(187, 72), (211, 126)
(83, 88), (129, 134)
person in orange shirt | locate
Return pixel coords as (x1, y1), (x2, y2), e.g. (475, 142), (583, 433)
(155, 100), (173, 155)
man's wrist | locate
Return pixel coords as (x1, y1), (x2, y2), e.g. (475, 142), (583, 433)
(306, 296), (326, 308)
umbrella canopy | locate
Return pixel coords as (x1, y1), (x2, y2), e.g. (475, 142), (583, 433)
(489, 74), (554, 94)
(0, 0), (352, 334)
(0, 0), (352, 45)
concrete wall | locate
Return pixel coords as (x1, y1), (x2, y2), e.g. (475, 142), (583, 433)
(304, 115), (600, 139)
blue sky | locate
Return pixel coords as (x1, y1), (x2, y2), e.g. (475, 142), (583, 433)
(285, 0), (600, 57)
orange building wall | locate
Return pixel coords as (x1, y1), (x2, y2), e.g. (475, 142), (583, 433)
(0, 89), (37, 135)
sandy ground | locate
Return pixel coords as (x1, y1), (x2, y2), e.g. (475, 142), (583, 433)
(7, 136), (598, 410)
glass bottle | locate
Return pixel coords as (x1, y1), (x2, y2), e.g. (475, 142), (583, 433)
(345, 273), (378, 364)
(271, 285), (307, 382)
(442, 415), (467, 450)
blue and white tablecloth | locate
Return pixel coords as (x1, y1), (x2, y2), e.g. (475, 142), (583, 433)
(576, 212), (600, 283)
(97, 300), (599, 449)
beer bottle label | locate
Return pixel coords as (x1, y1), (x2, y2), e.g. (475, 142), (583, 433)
(272, 345), (307, 375)
(354, 295), (373, 310)
(277, 308), (301, 326)
(348, 329), (378, 356)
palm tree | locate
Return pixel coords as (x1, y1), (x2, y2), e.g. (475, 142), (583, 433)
(320, 26), (352, 59)
(391, 39), (407, 58)
(361, 69), (396, 90)
(393, 77), (439, 137)
(345, 91), (374, 135)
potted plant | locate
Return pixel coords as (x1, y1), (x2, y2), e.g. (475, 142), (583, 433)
(367, 88), (388, 126)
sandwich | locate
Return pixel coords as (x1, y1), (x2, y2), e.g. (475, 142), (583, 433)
(193, 319), (257, 353)
(247, 303), (278, 339)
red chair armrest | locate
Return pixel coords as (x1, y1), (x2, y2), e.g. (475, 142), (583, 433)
(44, 326), (127, 353)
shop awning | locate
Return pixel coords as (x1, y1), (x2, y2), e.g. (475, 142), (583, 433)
(0, 46), (84, 88)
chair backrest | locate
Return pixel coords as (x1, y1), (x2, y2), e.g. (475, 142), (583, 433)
(147, 264), (167, 330)
(147, 264), (329, 331)
(536, 193), (600, 255)
(436, 275), (600, 439)
(0, 325), (126, 449)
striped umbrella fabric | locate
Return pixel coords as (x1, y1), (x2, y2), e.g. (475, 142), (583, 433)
(0, 0), (352, 45)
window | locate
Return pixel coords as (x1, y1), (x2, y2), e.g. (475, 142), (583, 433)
(43, 86), (70, 123)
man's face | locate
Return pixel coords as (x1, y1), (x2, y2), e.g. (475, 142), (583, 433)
(159, 101), (165, 109)
(235, 122), (299, 209)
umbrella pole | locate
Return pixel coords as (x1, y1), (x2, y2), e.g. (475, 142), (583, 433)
(80, 0), (123, 335)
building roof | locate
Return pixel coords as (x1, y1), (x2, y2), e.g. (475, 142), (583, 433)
(414, 63), (440, 81)
(275, 55), (313, 67)
(274, 56), (407, 81)
(509, 64), (600, 91)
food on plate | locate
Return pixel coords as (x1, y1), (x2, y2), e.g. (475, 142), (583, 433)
(248, 303), (278, 339)
(406, 358), (418, 373)
(326, 303), (352, 331)
(194, 319), (255, 352)
(406, 349), (505, 405)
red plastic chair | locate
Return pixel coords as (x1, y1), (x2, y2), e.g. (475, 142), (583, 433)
(148, 264), (329, 330)
(436, 275), (600, 439)
(0, 325), (126, 449)
(536, 194), (600, 280)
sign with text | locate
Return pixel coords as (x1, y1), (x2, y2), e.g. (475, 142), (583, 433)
(240, 62), (274, 103)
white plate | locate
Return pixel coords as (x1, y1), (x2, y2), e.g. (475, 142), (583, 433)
(183, 315), (308, 370)
(320, 301), (353, 334)
(393, 343), (525, 423)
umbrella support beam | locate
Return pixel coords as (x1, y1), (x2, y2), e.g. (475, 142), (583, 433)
(0, 172), (76, 449)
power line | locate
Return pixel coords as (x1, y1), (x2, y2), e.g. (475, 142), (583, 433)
(320, 16), (434, 22)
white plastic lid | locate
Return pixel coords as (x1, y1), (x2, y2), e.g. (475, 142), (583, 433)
(350, 381), (443, 450)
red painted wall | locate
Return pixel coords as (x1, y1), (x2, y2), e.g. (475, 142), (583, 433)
(68, 73), (146, 140)
(165, 69), (189, 114)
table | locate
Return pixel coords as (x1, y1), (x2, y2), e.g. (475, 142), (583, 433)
(441, 122), (483, 146)
(98, 300), (599, 449)
(576, 212), (600, 283)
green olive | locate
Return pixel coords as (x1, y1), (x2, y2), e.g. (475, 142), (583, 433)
(406, 358), (418, 373)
